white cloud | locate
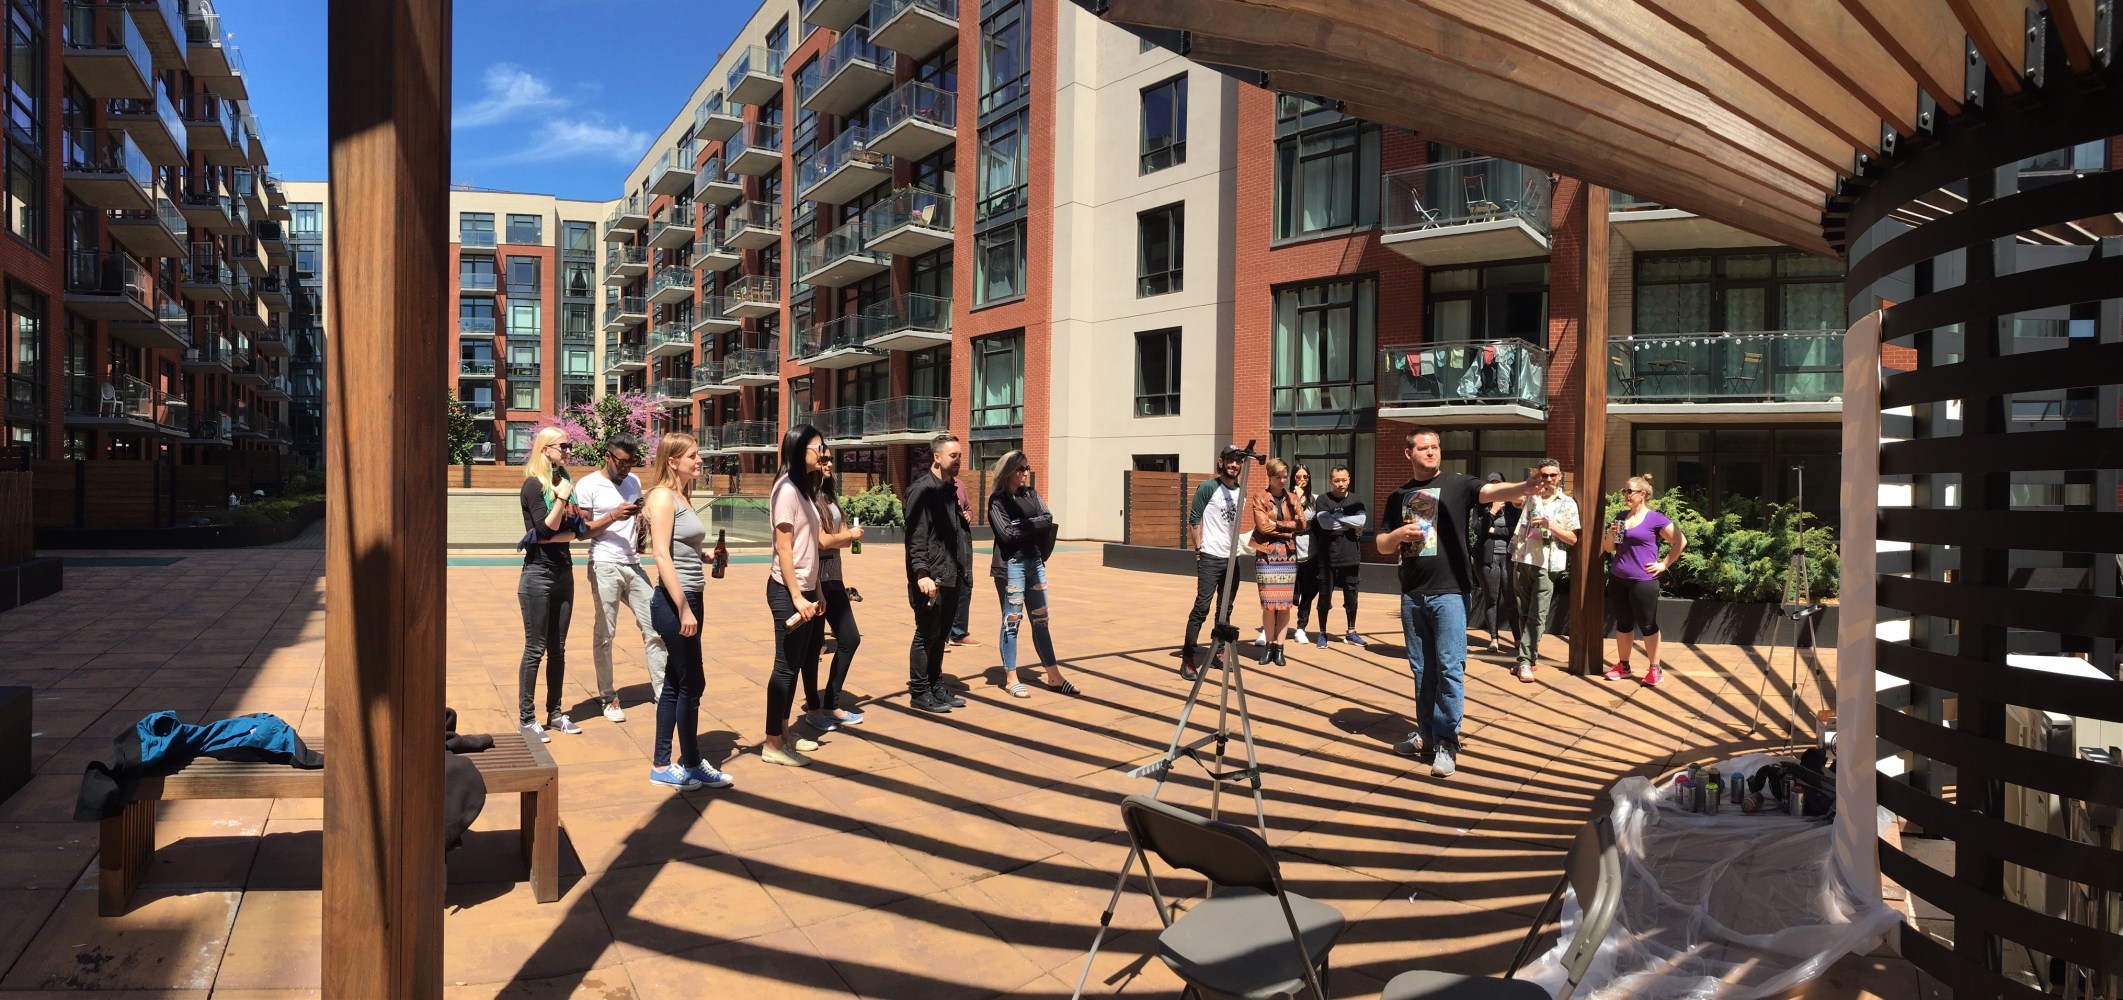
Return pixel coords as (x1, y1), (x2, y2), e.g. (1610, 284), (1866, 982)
(454, 63), (566, 129)
(480, 116), (650, 165)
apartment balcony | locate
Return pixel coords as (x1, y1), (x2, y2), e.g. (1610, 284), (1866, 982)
(646, 202), (696, 251)
(798, 126), (890, 205)
(181, 409), (233, 446)
(866, 80), (955, 161)
(695, 158), (743, 206)
(242, 111), (267, 164)
(605, 245), (648, 282)
(1380, 157), (1552, 266)
(561, 325), (595, 345)
(694, 235), (741, 274)
(726, 45), (786, 107)
(726, 275), (781, 320)
(797, 216), (889, 288)
(181, 329), (232, 373)
(255, 273), (289, 310)
(795, 313), (882, 370)
(458, 228), (496, 252)
(871, 0), (958, 59)
(603, 195), (648, 241)
(862, 395), (948, 444)
(505, 361), (541, 382)
(724, 348), (779, 386)
(255, 219), (290, 264)
(458, 358), (496, 380)
(63, 249), (155, 322)
(864, 186), (952, 256)
(111, 0), (184, 71)
(810, 405), (862, 443)
(650, 378), (692, 408)
(864, 292), (951, 352)
(603, 344), (647, 374)
(799, 26), (892, 118)
(178, 184), (230, 233)
(803, 0), (870, 32)
(647, 320), (693, 359)
(1605, 190), (1776, 251)
(603, 293), (647, 331)
(254, 325), (289, 357)
(694, 91), (741, 144)
(459, 271), (498, 297)
(1609, 330), (1845, 417)
(691, 362), (734, 396)
(63, 374), (166, 434)
(228, 338), (264, 385)
(231, 289), (269, 332)
(231, 166), (265, 215)
(61, 129), (153, 211)
(63, 3), (154, 100)
(106, 90), (185, 166)
(180, 93), (242, 166)
(183, 6), (239, 89)
(1376, 340), (1551, 426)
(107, 191), (187, 260)
(230, 234), (268, 277)
(726, 121), (783, 177)
(178, 246), (232, 301)
(110, 294), (191, 352)
(648, 141), (697, 198)
(646, 266), (694, 309)
(724, 200), (782, 251)
(692, 296), (741, 334)
(720, 418), (778, 452)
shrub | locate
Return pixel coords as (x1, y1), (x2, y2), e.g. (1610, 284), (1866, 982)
(1598, 487), (1838, 603)
(840, 484), (904, 527)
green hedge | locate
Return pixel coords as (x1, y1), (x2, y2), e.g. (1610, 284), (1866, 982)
(1597, 488), (1838, 603)
(216, 493), (326, 526)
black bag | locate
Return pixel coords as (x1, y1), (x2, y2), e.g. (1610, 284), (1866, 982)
(1038, 519), (1059, 562)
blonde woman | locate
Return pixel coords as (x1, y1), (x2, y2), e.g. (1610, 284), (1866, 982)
(1601, 473), (1686, 687)
(642, 432), (732, 790)
(518, 426), (585, 742)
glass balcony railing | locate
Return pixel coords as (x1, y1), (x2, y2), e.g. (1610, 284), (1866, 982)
(797, 215), (888, 279)
(460, 272), (498, 293)
(603, 194), (646, 237)
(459, 315), (496, 337)
(1609, 330), (1845, 403)
(799, 25), (890, 105)
(606, 245), (647, 272)
(458, 358), (497, 377)
(651, 378), (691, 403)
(690, 362), (724, 392)
(796, 312), (880, 359)
(603, 344), (646, 370)
(66, 373), (156, 422)
(725, 120), (783, 166)
(694, 91), (734, 130)
(650, 141), (696, 191)
(798, 126), (889, 196)
(864, 185), (951, 239)
(649, 321), (692, 355)
(815, 405), (865, 441)
(1609, 190), (1665, 212)
(64, 2), (153, 87)
(1379, 340), (1550, 410)
(64, 248), (147, 301)
(866, 79), (956, 140)
(604, 293), (646, 317)
(720, 419), (777, 450)
(1382, 156), (1551, 236)
(649, 202), (696, 241)
(726, 45), (786, 101)
(459, 229), (496, 249)
(729, 274), (780, 307)
(650, 265), (693, 300)
(182, 245), (230, 288)
(506, 361), (541, 380)
(873, 0), (959, 26)
(863, 395), (949, 437)
(695, 156), (735, 192)
(107, 87), (185, 160)
(865, 292), (951, 337)
(726, 348), (778, 380)
(724, 200), (781, 242)
(63, 128), (153, 196)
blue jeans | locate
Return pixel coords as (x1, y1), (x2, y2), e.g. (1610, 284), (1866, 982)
(1400, 592), (1468, 749)
(995, 556), (1059, 673)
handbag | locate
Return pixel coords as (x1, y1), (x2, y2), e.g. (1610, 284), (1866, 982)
(1038, 518), (1059, 562)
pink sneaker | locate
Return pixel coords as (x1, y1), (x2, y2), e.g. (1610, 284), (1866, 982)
(1641, 666), (1665, 687)
(1602, 662), (1633, 682)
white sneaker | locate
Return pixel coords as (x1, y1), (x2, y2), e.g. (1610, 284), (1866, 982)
(520, 722), (549, 744)
(1291, 629), (1309, 645)
(1253, 631), (1267, 647)
(602, 700), (626, 723)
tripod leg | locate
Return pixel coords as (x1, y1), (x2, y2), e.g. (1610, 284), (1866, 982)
(1225, 656), (1272, 838)
(1069, 844), (1145, 1000)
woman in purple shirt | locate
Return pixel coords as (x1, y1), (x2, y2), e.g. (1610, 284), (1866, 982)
(1600, 474), (1686, 687)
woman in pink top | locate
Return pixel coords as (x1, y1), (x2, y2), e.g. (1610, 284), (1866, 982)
(761, 424), (827, 766)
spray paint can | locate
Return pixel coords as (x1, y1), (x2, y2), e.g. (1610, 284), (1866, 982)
(1704, 768), (1722, 814)
(1729, 770), (1745, 806)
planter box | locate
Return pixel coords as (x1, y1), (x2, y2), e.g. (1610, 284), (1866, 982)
(1623, 597), (1835, 648)
(37, 501), (324, 549)
(0, 556), (63, 613)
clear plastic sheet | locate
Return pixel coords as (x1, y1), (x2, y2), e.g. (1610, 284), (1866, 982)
(1518, 753), (1901, 1000)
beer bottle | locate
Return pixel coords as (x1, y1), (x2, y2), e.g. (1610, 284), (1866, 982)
(712, 529), (728, 579)
(850, 516), (862, 555)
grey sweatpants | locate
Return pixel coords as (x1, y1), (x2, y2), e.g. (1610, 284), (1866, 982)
(589, 558), (668, 703)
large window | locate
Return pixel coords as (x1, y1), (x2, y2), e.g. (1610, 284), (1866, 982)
(909, 346), (949, 398)
(976, 109), (1028, 220)
(1271, 431), (1375, 521)
(836, 359), (887, 406)
(1634, 425), (1840, 525)
(508, 300), (541, 337)
(974, 221), (1025, 306)
(1140, 74), (1187, 173)
(1138, 203), (1184, 297)
(1135, 328), (1181, 417)
(978, 0), (1028, 116)
(505, 421), (535, 464)
(561, 220), (593, 256)
(509, 383), (540, 411)
(505, 256), (540, 297)
(460, 298), (495, 335)
(292, 203), (322, 235)
(1271, 278), (1377, 420)
(1273, 122), (1380, 241)
(4, 281), (43, 453)
(458, 212), (493, 241)
(506, 213), (541, 245)
(970, 330), (1024, 430)
(1428, 261), (1549, 343)
(1633, 250), (1843, 335)
(1434, 428), (1543, 483)
(5, 0), (41, 250)
(458, 256), (492, 288)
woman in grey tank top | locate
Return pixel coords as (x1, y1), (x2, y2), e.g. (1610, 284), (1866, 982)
(643, 432), (733, 792)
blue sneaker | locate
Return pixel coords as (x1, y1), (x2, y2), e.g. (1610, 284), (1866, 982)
(649, 763), (700, 790)
(1313, 632), (1329, 649)
(1346, 631), (1368, 648)
(837, 708), (864, 726)
(685, 760), (735, 789)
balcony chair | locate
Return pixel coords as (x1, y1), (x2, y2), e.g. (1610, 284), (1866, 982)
(99, 382), (122, 417)
(1499, 175), (1543, 218)
(1405, 194), (1443, 230)
(1723, 349), (1765, 399)
(1119, 794), (1346, 1000)
(1381, 816), (1620, 1000)
(1610, 353), (1644, 402)
(1463, 173), (1501, 220)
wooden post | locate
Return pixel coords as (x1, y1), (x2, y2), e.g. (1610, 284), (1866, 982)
(323, 1), (449, 996)
(1568, 186), (1610, 677)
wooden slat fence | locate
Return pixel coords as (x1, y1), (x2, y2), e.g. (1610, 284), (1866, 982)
(1122, 470), (1210, 548)
(31, 455), (294, 531)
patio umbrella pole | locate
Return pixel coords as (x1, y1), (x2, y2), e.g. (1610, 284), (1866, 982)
(1070, 442), (1274, 1000)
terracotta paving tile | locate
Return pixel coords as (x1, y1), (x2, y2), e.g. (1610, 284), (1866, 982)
(441, 878), (622, 984)
(590, 853), (794, 962)
(214, 890), (323, 990)
(0, 821), (97, 890)
(0, 888), (240, 991)
(440, 970), (639, 999)
(560, 798), (728, 875)
(621, 927), (843, 1000)
(800, 888), (1048, 1000)
(739, 826), (945, 927)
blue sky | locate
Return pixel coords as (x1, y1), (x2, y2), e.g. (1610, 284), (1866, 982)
(219, 0), (758, 200)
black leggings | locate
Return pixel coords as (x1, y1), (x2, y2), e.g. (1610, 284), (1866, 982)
(766, 578), (826, 737)
(1607, 575), (1662, 637)
(1294, 553), (1325, 626)
(517, 561), (573, 725)
(808, 581), (861, 715)
(650, 589), (704, 767)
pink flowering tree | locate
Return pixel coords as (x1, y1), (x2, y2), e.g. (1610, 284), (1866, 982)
(536, 390), (657, 466)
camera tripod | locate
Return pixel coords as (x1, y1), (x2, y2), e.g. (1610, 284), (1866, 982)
(1748, 466), (1831, 744)
(1068, 441), (1275, 1000)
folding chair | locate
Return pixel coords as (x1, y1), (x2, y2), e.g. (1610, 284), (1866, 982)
(1610, 353), (1644, 402)
(1723, 349), (1764, 398)
(1463, 173), (1500, 219)
(1119, 795), (1347, 1000)
(1381, 816), (1621, 1000)
(1407, 195), (1443, 229)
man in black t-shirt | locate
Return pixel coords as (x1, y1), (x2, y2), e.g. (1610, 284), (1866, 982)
(1375, 426), (1540, 777)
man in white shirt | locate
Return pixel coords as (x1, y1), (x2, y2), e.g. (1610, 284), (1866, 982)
(1509, 459), (1580, 683)
(573, 435), (662, 721)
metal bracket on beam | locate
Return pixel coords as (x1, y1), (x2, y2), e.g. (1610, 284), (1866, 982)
(1881, 122), (1899, 159)
(2024, 7), (2047, 89)
(1964, 37), (1987, 110)
(2097, 0), (2114, 67)
(1916, 91), (1939, 136)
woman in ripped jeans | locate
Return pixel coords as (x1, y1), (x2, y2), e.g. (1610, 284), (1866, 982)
(986, 450), (1079, 698)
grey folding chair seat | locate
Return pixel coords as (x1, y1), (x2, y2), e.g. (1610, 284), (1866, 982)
(1383, 816), (1620, 1000)
(1120, 795), (1347, 1000)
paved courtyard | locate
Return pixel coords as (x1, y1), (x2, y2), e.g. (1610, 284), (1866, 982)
(0, 544), (1918, 998)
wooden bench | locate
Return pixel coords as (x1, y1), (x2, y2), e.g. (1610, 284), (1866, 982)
(98, 730), (559, 916)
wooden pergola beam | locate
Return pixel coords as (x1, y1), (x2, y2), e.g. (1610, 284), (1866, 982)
(1737, 0), (1925, 133)
(1632, 0), (1887, 155)
(1570, 188), (1610, 677)
(1836, 0), (1969, 115)
(322, 0), (451, 996)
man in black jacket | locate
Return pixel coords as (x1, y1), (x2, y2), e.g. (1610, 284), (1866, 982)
(904, 433), (973, 713)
